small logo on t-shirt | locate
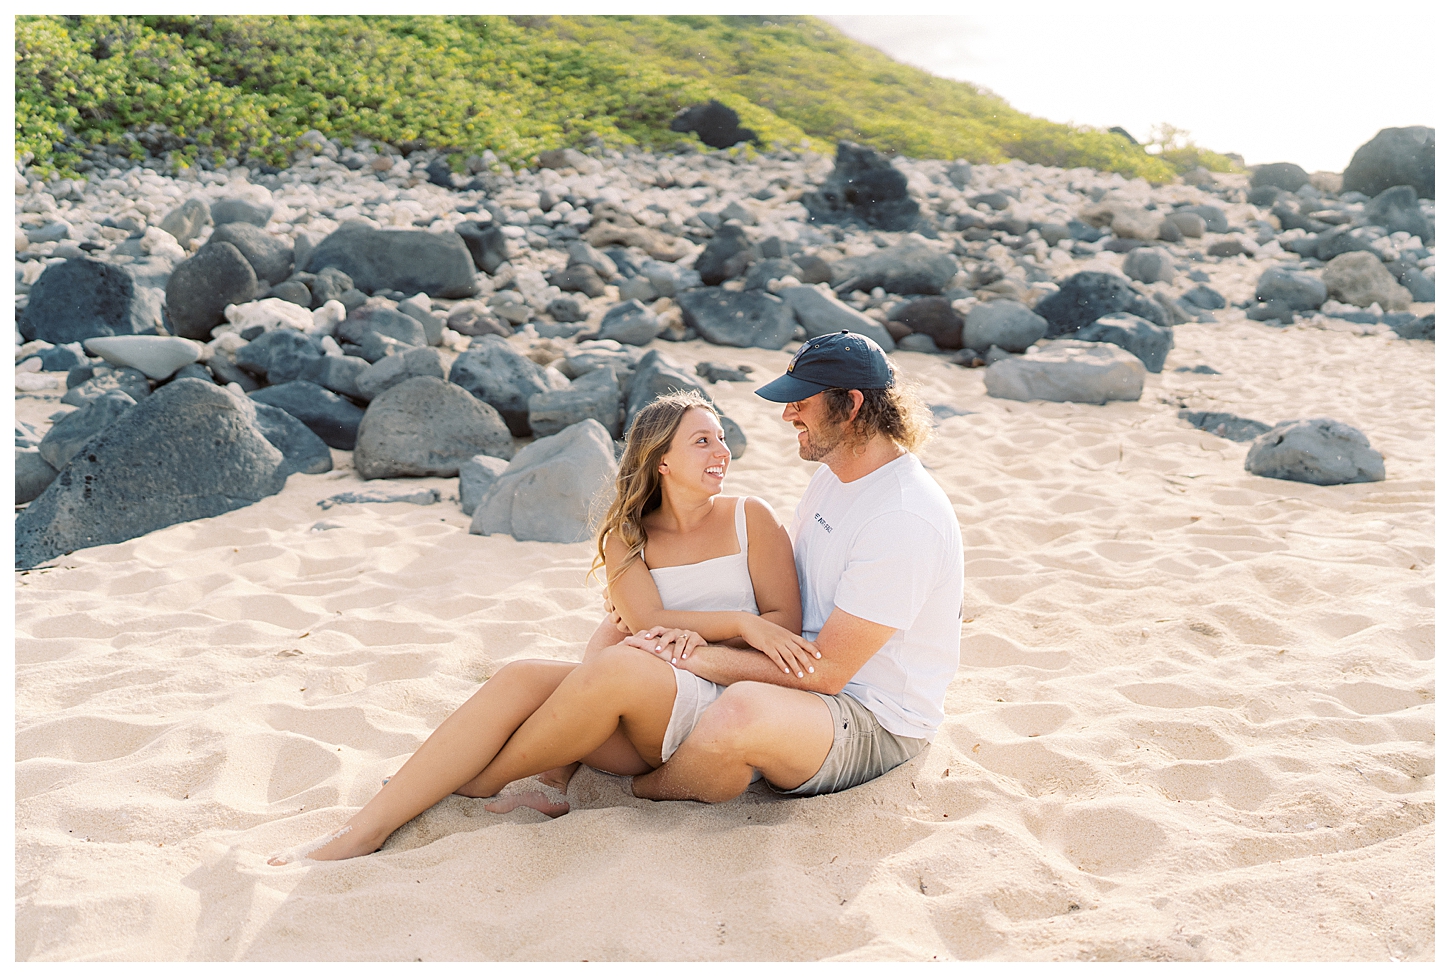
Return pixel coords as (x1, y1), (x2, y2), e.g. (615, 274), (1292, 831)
(814, 513), (833, 533)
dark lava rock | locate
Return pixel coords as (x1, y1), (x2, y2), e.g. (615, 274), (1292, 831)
(1207, 237), (1248, 258)
(1181, 205), (1229, 234)
(19, 259), (164, 344)
(801, 141), (921, 232)
(546, 296), (586, 323)
(1341, 126), (1435, 199)
(426, 157), (454, 188)
(1251, 162), (1311, 192)
(1244, 418), (1385, 485)
(250, 380), (366, 450)
(210, 197), (274, 227)
(455, 221), (514, 276)
(338, 305), (427, 348)
(1034, 271), (1136, 337)
(27, 343), (89, 373)
(743, 258), (803, 292)
(252, 402), (333, 477)
(210, 223), (294, 284)
(309, 267), (355, 308)
(39, 390), (136, 470)
(551, 264), (607, 297)
(1180, 285), (1226, 310)
(1247, 299), (1296, 322)
(303, 225), (478, 298)
(676, 288), (797, 349)
(270, 280), (313, 307)
(625, 349), (709, 428)
(833, 241), (959, 295)
(448, 335), (568, 436)
(669, 100), (757, 149)
(234, 329), (326, 384)
(1384, 258), (1436, 303)
(1076, 313), (1173, 373)
(695, 225), (753, 286)
(1314, 228), (1378, 262)
(1390, 313), (1434, 340)
(15, 380), (288, 569)
(1366, 185), (1433, 242)
(165, 242), (258, 340)
(598, 300), (662, 346)
(1255, 267), (1327, 310)
(889, 297), (963, 350)
(1068, 219), (1107, 242)
(1178, 410), (1272, 442)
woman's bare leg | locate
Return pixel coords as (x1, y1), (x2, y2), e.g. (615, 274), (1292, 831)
(455, 644), (678, 800)
(538, 616), (637, 791)
(281, 659), (576, 862)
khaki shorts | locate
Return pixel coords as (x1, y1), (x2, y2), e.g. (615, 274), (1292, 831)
(771, 691), (927, 797)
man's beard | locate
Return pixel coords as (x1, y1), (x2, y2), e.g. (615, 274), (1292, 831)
(798, 418), (848, 462)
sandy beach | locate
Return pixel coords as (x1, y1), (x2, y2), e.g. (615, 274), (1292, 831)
(13, 300), (1434, 960)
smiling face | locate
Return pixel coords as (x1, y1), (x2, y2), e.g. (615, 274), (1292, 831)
(658, 406), (730, 497)
(782, 392), (849, 463)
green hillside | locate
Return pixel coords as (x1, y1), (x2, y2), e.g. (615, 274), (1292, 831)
(15, 14), (1236, 181)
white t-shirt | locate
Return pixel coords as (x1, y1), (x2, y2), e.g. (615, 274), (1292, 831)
(789, 453), (963, 739)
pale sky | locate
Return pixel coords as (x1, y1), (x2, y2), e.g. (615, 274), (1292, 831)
(822, 6), (1439, 173)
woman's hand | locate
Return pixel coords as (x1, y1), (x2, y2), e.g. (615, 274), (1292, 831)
(738, 615), (821, 679)
(623, 626), (704, 665)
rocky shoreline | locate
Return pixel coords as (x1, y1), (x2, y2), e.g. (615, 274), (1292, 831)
(13, 127), (1435, 567)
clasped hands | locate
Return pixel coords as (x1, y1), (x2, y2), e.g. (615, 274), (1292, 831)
(606, 596), (822, 678)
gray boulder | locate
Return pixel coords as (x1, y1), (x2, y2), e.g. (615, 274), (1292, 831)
(250, 380), (366, 449)
(338, 305), (427, 349)
(1385, 258), (1436, 302)
(1181, 205), (1229, 233)
(833, 241), (958, 295)
(252, 402), (333, 477)
(777, 285), (896, 351)
(470, 419), (618, 544)
(16, 448), (58, 505)
(1180, 285), (1226, 310)
(18, 258), (164, 345)
(449, 335), (570, 436)
(552, 264), (608, 298)
(1122, 248), (1176, 285)
(743, 258), (803, 292)
(309, 267), (356, 308)
(15, 379), (288, 569)
(560, 341), (645, 381)
(599, 299), (662, 346)
(62, 367), (151, 408)
(165, 242), (259, 340)
(1323, 252), (1413, 310)
(1314, 227), (1378, 262)
(397, 294), (445, 345)
(1341, 126), (1434, 199)
(449, 301), (513, 336)
(210, 223), (293, 284)
(454, 221), (513, 275)
(800, 141), (920, 231)
(695, 225), (753, 286)
(1163, 211), (1207, 238)
(676, 288), (797, 349)
(1034, 271), (1136, 337)
(1365, 185), (1433, 242)
(1075, 313), (1173, 373)
(158, 198), (211, 246)
(459, 454), (511, 516)
(301, 354), (370, 400)
(234, 329), (325, 384)
(625, 349), (709, 428)
(962, 300), (1047, 353)
(39, 390), (137, 469)
(1244, 418), (1385, 485)
(354, 376), (513, 479)
(1255, 267), (1327, 310)
(303, 225), (478, 298)
(1251, 162), (1311, 192)
(983, 340), (1146, 404)
(210, 196), (274, 227)
(1178, 410), (1272, 442)
(355, 345), (447, 401)
(566, 241), (618, 279)
(528, 366), (623, 439)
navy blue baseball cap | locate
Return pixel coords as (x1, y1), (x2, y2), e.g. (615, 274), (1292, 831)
(755, 331), (894, 403)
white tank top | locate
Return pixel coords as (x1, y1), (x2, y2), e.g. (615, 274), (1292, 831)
(648, 497), (759, 615)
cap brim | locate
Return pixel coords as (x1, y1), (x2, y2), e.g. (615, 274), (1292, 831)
(754, 373), (832, 403)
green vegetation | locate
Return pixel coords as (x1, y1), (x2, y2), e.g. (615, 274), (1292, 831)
(16, 15), (1235, 182)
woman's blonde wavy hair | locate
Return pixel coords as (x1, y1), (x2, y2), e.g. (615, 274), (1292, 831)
(591, 390), (720, 591)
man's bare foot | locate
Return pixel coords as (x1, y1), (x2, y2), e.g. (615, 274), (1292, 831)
(482, 792), (570, 818)
(538, 762), (580, 792)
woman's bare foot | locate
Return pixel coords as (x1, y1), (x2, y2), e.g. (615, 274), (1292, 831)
(482, 792), (570, 818)
(538, 762), (580, 792)
(267, 822), (390, 865)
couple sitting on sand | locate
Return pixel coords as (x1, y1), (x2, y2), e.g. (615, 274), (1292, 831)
(278, 331), (963, 862)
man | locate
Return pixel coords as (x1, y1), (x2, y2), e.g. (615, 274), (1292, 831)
(631, 330), (964, 801)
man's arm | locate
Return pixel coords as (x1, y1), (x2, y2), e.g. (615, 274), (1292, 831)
(676, 606), (896, 695)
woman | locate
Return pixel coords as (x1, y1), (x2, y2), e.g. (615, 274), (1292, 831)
(273, 391), (819, 863)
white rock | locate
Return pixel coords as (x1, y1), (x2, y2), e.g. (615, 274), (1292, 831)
(310, 299), (346, 336)
(224, 297), (315, 333)
(983, 340), (1146, 404)
(83, 335), (202, 380)
(139, 226), (185, 260)
(16, 372), (61, 391)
